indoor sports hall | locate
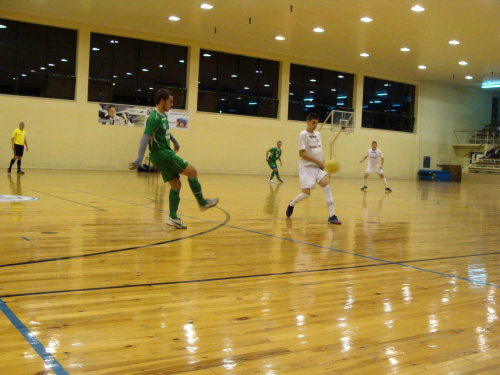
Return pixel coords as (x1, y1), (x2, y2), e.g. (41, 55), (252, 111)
(1, 1), (499, 374)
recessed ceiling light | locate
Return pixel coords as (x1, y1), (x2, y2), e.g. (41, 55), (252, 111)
(418, 65), (427, 69)
(411, 5), (425, 12)
(313, 27), (324, 33)
(465, 76), (473, 80)
(275, 35), (285, 41)
(400, 47), (410, 52)
(458, 61), (468, 65)
(92, 47), (100, 51)
(0, 25), (7, 29)
(449, 40), (460, 45)
(338, 75), (344, 78)
(168, 16), (180, 21)
(179, 60), (185, 63)
(200, 3), (213, 9)
(360, 17), (373, 22)
(360, 53), (369, 57)
(203, 53), (211, 57)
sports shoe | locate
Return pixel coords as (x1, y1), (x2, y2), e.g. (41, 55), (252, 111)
(7, 169), (11, 174)
(269, 179), (274, 183)
(199, 197), (219, 211)
(360, 186), (367, 191)
(286, 201), (294, 218)
(278, 178), (283, 183)
(17, 170), (25, 175)
(385, 187), (392, 192)
(328, 215), (341, 225)
(166, 217), (187, 229)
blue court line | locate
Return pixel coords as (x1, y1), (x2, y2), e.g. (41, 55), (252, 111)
(0, 298), (69, 374)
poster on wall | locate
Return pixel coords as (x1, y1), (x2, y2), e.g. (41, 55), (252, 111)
(98, 104), (189, 130)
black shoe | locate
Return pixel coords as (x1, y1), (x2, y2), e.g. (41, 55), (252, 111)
(17, 170), (25, 174)
(286, 201), (294, 218)
(361, 186), (367, 191)
(385, 187), (392, 192)
(7, 169), (11, 174)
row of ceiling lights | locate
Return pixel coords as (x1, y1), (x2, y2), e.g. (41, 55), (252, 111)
(168, 4), (476, 82)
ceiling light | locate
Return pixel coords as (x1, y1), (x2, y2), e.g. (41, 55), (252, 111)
(449, 40), (460, 45)
(142, 68), (149, 72)
(313, 27), (324, 33)
(360, 17), (372, 22)
(200, 3), (213, 9)
(338, 75), (344, 78)
(482, 82), (500, 89)
(465, 76), (473, 80)
(275, 35), (285, 41)
(458, 61), (468, 65)
(411, 5), (425, 12)
(61, 58), (68, 62)
(418, 65), (427, 69)
(92, 47), (100, 51)
(168, 16), (180, 21)
(0, 25), (7, 29)
(179, 60), (185, 63)
(360, 53), (369, 57)
(203, 53), (211, 57)
(400, 47), (410, 52)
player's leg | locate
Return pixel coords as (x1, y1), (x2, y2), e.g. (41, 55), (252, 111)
(275, 167), (283, 183)
(378, 171), (392, 192)
(319, 174), (341, 224)
(361, 172), (370, 190)
(8, 155), (15, 173)
(287, 167), (313, 217)
(180, 163), (218, 210)
(268, 162), (276, 182)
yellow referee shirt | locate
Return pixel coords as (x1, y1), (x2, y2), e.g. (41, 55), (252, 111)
(12, 129), (26, 145)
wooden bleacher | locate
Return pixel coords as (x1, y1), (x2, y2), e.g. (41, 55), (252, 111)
(468, 158), (500, 173)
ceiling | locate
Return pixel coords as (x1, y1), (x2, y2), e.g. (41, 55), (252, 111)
(1, 0), (499, 93)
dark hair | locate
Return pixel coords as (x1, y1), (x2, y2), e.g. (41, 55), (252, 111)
(155, 89), (173, 105)
(372, 141), (377, 145)
(306, 113), (319, 121)
(107, 105), (116, 110)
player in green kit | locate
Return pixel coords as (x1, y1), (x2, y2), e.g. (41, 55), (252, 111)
(129, 89), (218, 229)
(266, 141), (283, 183)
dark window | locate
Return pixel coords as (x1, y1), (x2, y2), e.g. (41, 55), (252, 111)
(362, 77), (415, 133)
(198, 49), (279, 118)
(0, 19), (76, 99)
(88, 33), (188, 107)
(288, 64), (354, 122)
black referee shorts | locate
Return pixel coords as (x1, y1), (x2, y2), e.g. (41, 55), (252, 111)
(14, 144), (24, 157)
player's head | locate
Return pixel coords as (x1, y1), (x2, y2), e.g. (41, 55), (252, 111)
(107, 105), (117, 118)
(372, 141), (377, 150)
(277, 141), (282, 148)
(306, 113), (319, 131)
(19, 122), (25, 130)
(155, 89), (174, 112)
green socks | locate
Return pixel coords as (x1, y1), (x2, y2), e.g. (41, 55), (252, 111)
(169, 189), (180, 219)
(188, 177), (206, 206)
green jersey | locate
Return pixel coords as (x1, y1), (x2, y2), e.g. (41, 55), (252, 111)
(268, 147), (282, 162)
(144, 109), (175, 163)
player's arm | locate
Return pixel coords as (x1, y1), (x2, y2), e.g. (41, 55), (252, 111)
(11, 136), (15, 150)
(265, 149), (270, 161)
(360, 154), (368, 163)
(380, 157), (384, 168)
(170, 133), (180, 152)
(278, 156), (282, 166)
(129, 133), (151, 170)
(299, 149), (324, 169)
(24, 137), (28, 151)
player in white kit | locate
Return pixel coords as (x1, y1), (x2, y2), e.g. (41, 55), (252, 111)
(359, 141), (392, 192)
(286, 113), (341, 224)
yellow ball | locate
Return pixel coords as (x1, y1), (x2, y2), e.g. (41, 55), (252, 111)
(324, 159), (340, 174)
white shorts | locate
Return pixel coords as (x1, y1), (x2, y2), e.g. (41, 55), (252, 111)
(365, 166), (383, 175)
(299, 166), (327, 189)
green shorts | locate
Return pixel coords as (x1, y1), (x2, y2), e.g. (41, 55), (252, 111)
(268, 160), (278, 170)
(152, 153), (189, 182)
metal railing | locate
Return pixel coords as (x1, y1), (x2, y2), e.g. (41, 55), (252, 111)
(453, 130), (498, 145)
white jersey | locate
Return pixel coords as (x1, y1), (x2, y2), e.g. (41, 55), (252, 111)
(298, 130), (323, 168)
(366, 148), (384, 168)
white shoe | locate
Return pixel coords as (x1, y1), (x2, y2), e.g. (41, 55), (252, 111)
(166, 217), (187, 229)
(269, 179), (274, 183)
(199, 197), (219, 211)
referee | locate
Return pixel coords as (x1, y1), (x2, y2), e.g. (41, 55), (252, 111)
(7, 122), (29, 174)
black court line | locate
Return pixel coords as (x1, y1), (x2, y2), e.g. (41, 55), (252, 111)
(32, 189), (107, 211)
(0, 206), (231, 268)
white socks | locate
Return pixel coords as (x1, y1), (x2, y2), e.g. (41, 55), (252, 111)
(323, 185), (335, 216)
(291, 192), (309, 206)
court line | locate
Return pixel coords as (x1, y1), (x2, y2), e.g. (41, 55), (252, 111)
(32, 189), (106, 211)
(0, 299), (69, 375)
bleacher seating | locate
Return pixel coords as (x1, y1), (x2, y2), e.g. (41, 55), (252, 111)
(468, 158), (500, 174)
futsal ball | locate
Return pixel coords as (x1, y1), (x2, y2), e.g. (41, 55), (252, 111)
(324, 159), (340, 174)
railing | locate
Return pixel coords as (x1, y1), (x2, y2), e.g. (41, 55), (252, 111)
(453, 130), (498, 145)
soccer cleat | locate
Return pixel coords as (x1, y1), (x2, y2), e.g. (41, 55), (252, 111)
(278, 178), (283, 183)
(385, 187), (392, 192)
(328, 215), (342, 225)
(286, 201), (294, 218)
(166, 217), (187, 229)
(269, 179), (274, 183)
(360, 186), (367, 191)
(17, 170), (25, 174)
(199, 197), (219, 211)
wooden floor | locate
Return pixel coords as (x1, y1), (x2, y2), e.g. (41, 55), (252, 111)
(1, 170), (499, 375)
